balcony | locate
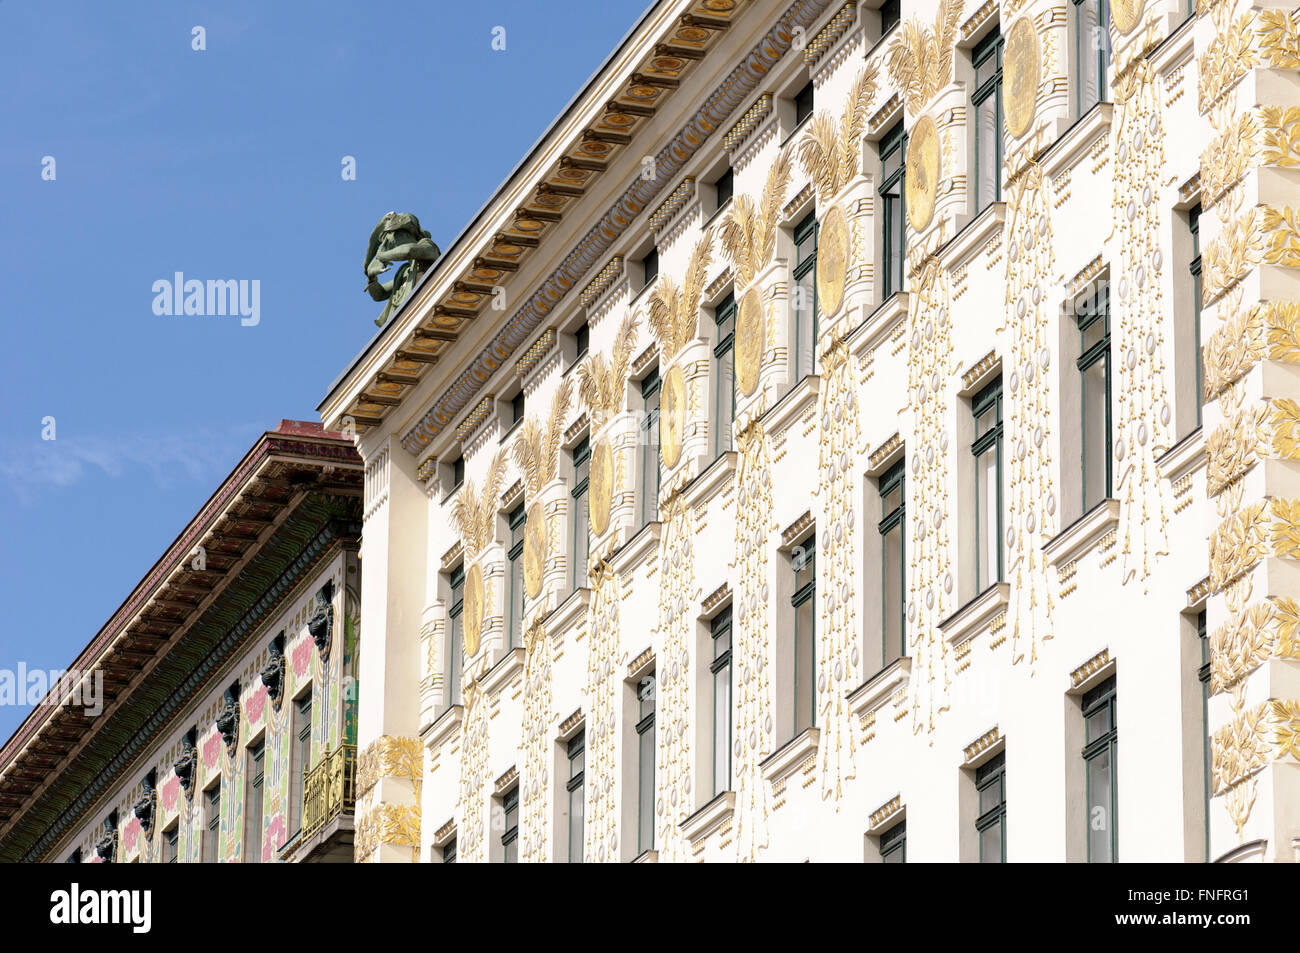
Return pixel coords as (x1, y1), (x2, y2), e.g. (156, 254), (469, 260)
(280, 744), (356, 863)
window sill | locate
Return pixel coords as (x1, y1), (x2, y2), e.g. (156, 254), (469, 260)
(546, 586), (591, 639)
(680, 790), (736, 844)
(850, 292), (909, 361)
(481, 646), (524, 698)
(1157, 425), (1204, 484)
(847, 656), (912, 720)
(681, 449), (737, 510)
(1043, 498), (1120, 569)
(760, 727), (819, 785)
(942, 200), (1005, 271)
(940, 582), (1010, 648)
(607, 520), (662, 578)
(764, 373), (821, 438)
(420, 703), (463, 749)
(1040, 102), (1113, 180)
(632, 849), (659, 864)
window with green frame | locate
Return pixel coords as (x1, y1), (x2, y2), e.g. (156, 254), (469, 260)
(879, 0), (900, 35)
(448, 564), (465, 706)
(571, 439), (591, 591)
(1074, 0), (1110, 115)
(203, 786), (220, 863)
(879, 121), (908, 299)
(972, 28), (1004, 212)
(506, 504), (526, 651)
(1083, 675), (1118, 862)
(972, 377), (1004, 595)
(879, 462), (906, 668)
(1189, 203), (1203, 430)
(710, 607), (733, 796)
(443, 835), (457, 863)
(1078, 283), (1112, 511)
(636, 673), (656, 855)
(640, 371), (661, 528)
(792, 534), (816, 735)
(975, 752), (1007, 862)
(501, 786), (519, 862)
(794, 81), (814, 126)
(1196, 610), (1210, 861)
(291, 693), (312, 835)
(880, 820), (906, 862)
(163, 824), (178, 863)
(714, 293), (736, 457)
(792, 212), (819, 382)
(566, 731), (585, 862)
(574, 321), (590, 365)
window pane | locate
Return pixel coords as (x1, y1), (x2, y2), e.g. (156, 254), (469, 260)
(713, 661), (731, 794)
(1087, 746), (1113, 861)
(975, 94), (998, 210)
(795, 596), (815, 732)
(976, 447), (999, 590)
(795, 269), (816, 380)
(638, 722), (655, 853)
(574, 491), (589, 584)
(1086, 705), (1111, 743)
(449, 618), (463, 706)
(883, 523), (904, 665)
(569, 784), (584, 862)
(716, 346), (735, 455)
(1082, 358), (1109, 508)
(980, 818), (1003, 862)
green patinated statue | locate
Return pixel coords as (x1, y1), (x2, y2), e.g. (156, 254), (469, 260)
(364, 211), (441, 327)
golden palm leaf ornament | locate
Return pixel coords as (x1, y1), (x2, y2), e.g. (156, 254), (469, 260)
(798, 63), (881, 201)
(449, 448), (507, 556)
(511, 377), (575, 497)
(722, 148), (793, 289)
(576, 311), (640, 427)
(647, 231), (714, 358)
(886, 0), (964, 114)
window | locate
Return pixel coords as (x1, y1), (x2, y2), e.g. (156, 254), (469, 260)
(501, 786), (519, 863)
(203, 786), (220, 863)
(566, 732), (585, 863)
(880, 820), (906, 862)
(443, 836), (457, 863)
(642, 247), (659, 289)
(714, 167), (734, 210)
(791, 535), (816, 735)
(640, 371), (661, 528)
(510, 390), (526, 428)
(972, 29), (1004, 212)
(1074, 0), (1110, 115)
(879, 462), (906, 668)
(975, 752), (1007, 862)
(1189, 204), (1203, 430)
(506, 504), (526, 651)
(710, 607), (733, 796)
(448, 565), (465, 706)
(1197, 610), (1210, 860)
(880, 0), (901, 34)
(636, 673), (656, 855)
(879, 121), (908, 299)
(972, 378), (1004, 594)
(575, 321), (590, 363)
(452, 455), (465, 491)
(163, 823), (178, 864)
(290, 691), (312, 834)
(1077, 283), (1112, 511)
(246, 740), (264, 863)
(794, 81), (814, 126)
(571, 439), (591, 590)
(1083, 676), (1118, 862)
(793, 212), (819, 381)
(66, 848), (82, 864)
(714, 293), (737, 457)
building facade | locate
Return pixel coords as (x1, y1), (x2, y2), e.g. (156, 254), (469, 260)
(0, 422), (363, 863)
(321, 0), (1300, 863)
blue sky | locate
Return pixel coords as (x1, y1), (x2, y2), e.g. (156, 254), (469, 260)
(0, 0), (650, 742)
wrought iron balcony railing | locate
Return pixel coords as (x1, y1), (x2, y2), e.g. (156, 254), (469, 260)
(301, 744), (356, 840)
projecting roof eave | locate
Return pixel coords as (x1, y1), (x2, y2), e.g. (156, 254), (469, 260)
(0, 422), (362, 808)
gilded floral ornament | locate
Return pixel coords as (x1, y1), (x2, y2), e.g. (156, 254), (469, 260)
(463, 563), (484, 657)
(646, 232), (712, 361)
(577, 313), (639, 429)
(1109, 0), (1143, 36)
(884, 0), (964, 115)
(796, 63), (880, 202)
(655, 495), (697, 861)
(512, 380), (575, 599)
(449, 449), (508, 559)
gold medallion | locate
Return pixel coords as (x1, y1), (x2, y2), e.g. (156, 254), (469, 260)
(1004, 18), (1040, 139)
(589, 439), (614, 537)
(463, 563), (483, 657)
(735, 286), (764, 397)
(906, 115), (939, 232)
(816, 205), (849, 319)
(660, 364), (686, 469)
(1110, 0), (1142, 35)
(523, 500), (546, 598)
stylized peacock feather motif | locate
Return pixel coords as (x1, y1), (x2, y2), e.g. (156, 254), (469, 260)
(575, 311), (640, 427)
(885, 0), (964, 115)
(511, 377), (574, 497)
(720, 148), (793, 289)
(449, 449), (507, 556)
(797, 63), (881, 202)
(646, 230), (714, 359)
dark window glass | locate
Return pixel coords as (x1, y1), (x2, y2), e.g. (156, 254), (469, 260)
(511, 390), (526, 427)
(204, 788), (220, 863)
(641, 371), (661, 528)
(449, 564), (465, 706)
(452, 455), (465, 490)
(636, 674), (657, 855)
(567, 732), (585, 862)
(972, 29), (1004, 211)
(879, 462), (906, 667)
(714, 293), (737, 457)
(1074, 0), (1110, 114)
(444, 836), (457, 863)
(711, 608), (733, 796)
(792, 535), (816, 735)
(290, 691), (312, 835)
(715, 167), (733, 210)
(643, 247), (659, 289)
(507, 504), (527, 651)
(246, 741), (264, 863)
(1078, 284), (1112, 511)
(572, 439), (591, 591)
(972, 378), (1004, 593)
(794, 81), (815, 125)
(1083, 676), (1118, 862)
(975, 752), (1007, 862)
(880, 0), (901, 34)
(575, 322), (590, 362)
(879, 121), (908, 298)
(1197, 611), (1210, 860)
(793, 213), (819, 381)
(502, 787), (519, 863)
(880, 820), (906, 862)
(1189, 204), (1203, 429)
(163, 826), (178, 864)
